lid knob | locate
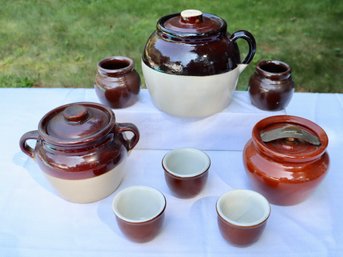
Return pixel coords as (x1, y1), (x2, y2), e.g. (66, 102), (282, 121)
(63, 104), (89, 123)
(180, 9), (203, 24)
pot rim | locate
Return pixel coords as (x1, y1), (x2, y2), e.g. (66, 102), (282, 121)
(38, 102), (115, 147)
(97, 56), (134, 76)
(252, 115), (329, 163)
(256, 60), (291, 80)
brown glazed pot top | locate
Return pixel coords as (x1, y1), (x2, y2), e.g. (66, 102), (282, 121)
(252, 115), (328, 163)
(20, 102), (140, 180)
(39, 102), (115, 146)
(142, 9), (256, 76)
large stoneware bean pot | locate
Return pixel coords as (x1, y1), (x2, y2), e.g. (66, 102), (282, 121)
(142, 9), (256, 117)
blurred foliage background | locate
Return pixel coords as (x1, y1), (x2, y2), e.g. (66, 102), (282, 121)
(0, 0), (342, 92)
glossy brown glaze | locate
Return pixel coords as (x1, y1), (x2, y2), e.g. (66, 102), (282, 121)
(217, 215), (267, 246)
(249, 60), (294, 111)
(115, 210), (165, 243)
(163, 169), (209, 198)
(19, 102), (139, 180)
(95, 56), (140, 108)
(142, 11), (256, 76)
(243, 115), (329, 205)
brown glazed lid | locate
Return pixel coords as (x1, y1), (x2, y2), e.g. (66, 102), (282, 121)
(38, 102), (115, 146)
(157, 9), (227, 38)
(252, 115), (328, 163)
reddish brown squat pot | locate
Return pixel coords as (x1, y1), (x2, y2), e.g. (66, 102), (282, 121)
(248, 60), (294, 111)
(243, 115), (329, 205)
(95, 56), (140, 108)
(19, 102), (139, 203)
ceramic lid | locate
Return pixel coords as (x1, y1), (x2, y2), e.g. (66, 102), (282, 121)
(157, 9), (227, 38)
(38, 102), (115, 146)
(252, 115), (328, 163)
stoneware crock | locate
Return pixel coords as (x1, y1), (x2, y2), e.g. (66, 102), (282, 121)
(95, 56), (140, 108)
(162, 148), (210, 198)
(19, 102), (139, 203)
(248, 60), (294, 111)
(142, 9), (256, 117)
(216, 189), (271, 246)
(112, 186), (166, 242)
(243, 115), (329, 205)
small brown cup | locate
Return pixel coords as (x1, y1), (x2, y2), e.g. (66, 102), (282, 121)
(162, 148), (210, 198)
(112, 186), (166, 242)
(216, 189), (271, 246)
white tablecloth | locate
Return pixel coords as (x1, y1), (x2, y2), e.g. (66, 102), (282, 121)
(0, 88), (342, 257)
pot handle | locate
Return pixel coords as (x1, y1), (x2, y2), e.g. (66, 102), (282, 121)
(260, 124), (321, 146)
(19, 130), (39, 158)
(116, 123), (140, 151)
(230, 30), (256, 65)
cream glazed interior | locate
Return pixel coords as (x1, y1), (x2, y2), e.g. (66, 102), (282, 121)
(162, 148), (210, 177)
(112, 186), (166, 222)
(216, 189), (271, 227)
(142, 61), (247, 117)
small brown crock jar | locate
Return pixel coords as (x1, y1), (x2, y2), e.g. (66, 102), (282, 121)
(243, 115), (329, 205)
(248, 60), (294, 111)
(95, 56), (140, 108)
(19, 102), (140, 203)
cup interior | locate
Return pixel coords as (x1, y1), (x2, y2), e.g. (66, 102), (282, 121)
(112, 186), (166, 223)
(162, 148), (210, 178)
(217, 190), (270, 227)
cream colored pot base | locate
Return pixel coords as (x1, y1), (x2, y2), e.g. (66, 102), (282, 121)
(142, 61), (247, 118)
(44, 159), (127, 203)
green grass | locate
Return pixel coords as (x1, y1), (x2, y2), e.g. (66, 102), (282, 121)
(0, 0), (342, 92)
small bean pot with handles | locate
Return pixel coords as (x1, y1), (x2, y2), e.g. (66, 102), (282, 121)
(142, 9), (256, 117)
(19, 102), (139, 203)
